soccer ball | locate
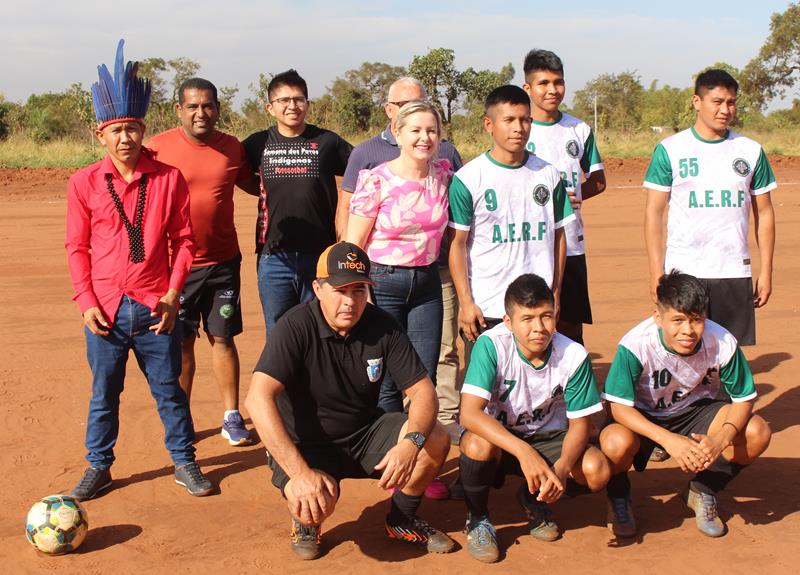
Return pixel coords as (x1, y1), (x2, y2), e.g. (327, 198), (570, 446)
(25, 495), (89, 554)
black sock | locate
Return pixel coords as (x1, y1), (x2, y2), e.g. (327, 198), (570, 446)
(388, 490), (423, 524)
(606, 472), (631, 499)
(459, 454), (498, 520)
(691, 457), (746, 495)
(565, 478), (593, 497)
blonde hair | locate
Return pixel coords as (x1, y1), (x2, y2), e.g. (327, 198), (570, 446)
(394, 100), (442, 139)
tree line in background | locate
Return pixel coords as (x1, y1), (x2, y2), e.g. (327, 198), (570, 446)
(3, 3), (800, 147)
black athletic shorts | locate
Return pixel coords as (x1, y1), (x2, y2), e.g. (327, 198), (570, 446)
(701, 277), (755, 346)
(270, 412), (408, 496)
(559, 254), (593, 325)
(493, 429), (568, 488)
(179, 254), (243, 339)
(631, 398), (726, 472)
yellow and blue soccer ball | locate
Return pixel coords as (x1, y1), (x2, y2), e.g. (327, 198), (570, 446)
(25, 495), (88, 554)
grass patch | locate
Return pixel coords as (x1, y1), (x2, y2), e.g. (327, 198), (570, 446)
(2, 126), (799, 169)
(0, 135), (103, 168)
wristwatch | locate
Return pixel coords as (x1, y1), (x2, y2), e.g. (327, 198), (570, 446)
(404, 431), (426, 450)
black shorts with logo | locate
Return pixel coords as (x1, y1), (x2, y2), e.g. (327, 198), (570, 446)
(179, 254), (243, 339)
(491, 429), (568, 488)
(559, 254), (593, 325)
(701, 277), (755, 346)
(270, 412), (408, 496)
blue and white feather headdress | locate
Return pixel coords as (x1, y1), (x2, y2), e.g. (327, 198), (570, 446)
(91, 39), (151, 129)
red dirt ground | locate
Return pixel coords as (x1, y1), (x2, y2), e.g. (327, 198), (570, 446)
(1, 158), (799, 574)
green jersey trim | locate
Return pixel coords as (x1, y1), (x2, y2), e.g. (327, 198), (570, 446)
(581, 130), (602, 175)
(643, 143), (672, 191)
(515, 340), (553, 371)
(448, 174), (474, 231)
(461, 334), (498, 401)
(564, 356), (603, 418)
(532, 112), (562, 127)
(485, 150), (529, 170)
(719, 347), (757, 401)
(690, 126), (728, 144)
(601, 345), (642, 406)
(751, 147), (777, 194)
(553, 179), (572, 224)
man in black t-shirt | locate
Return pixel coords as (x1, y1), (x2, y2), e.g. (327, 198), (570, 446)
(242, 70), (352, 337)
(245, 242), (455, 560)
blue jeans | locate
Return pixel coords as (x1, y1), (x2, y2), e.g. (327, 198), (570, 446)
(84, 296), (196, 469)
(257, 251), (317, 336)
(371, 262), (443, 412)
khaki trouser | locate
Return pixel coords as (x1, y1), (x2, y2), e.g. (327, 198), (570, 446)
(436, 266), (461, 424)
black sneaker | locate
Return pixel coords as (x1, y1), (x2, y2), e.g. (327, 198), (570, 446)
(71, 467), (112, 501)
(385, 514), (455, 553)
(290, 519), (322, 560)
(516, 484), (560, 541)
(174, 462), (213, 496)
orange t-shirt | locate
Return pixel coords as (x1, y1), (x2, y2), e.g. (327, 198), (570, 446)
(147, 128), (251, 266)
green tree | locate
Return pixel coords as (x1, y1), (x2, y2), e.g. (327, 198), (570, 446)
(573, 71), (645, 132)
(640, 80), (693, 132)
(460, 63), (515, 113)
(0, 94), (12, 140)
(409, 48), (462, 137)
(742, 2), (800, 110)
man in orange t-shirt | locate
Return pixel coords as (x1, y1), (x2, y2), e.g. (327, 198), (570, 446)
(148, 77), (259, 447)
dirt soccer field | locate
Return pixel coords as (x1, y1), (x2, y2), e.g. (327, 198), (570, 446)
(1, 158), (798, 574)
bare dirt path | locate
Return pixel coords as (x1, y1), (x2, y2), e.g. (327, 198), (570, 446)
(1, 157), (798, 574)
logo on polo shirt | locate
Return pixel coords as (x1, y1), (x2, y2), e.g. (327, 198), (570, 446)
(366, 357), (384, 382)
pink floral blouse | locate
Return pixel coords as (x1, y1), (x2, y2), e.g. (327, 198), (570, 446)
(350, 159), (452, 266)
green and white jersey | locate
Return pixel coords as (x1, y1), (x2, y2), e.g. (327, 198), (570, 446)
(643, 128), (777, 278)
(527, 112), (604, 256)
(448, 151), (574, 318)
(462, 325), (602, 437)
(602, 316), (756, 418)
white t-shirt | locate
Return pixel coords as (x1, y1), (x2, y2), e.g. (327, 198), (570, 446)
(448, 151), (574, 318)
(602, 316), (757, 418)
(643, 128), (776, 278)
(527, 112), (604, 256)
(462, 325), (602, 436)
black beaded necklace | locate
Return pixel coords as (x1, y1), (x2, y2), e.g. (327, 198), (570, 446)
(104, 173), (147, 263)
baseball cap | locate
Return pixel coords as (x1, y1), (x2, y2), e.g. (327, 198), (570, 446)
(316, 242), (374, 287)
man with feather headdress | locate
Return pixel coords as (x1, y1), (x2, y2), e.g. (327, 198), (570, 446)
(65, 40), (213, 500)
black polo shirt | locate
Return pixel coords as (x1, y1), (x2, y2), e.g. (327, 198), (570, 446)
(255, 299), (427, 445)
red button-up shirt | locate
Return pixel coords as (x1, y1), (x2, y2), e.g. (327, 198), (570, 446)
(65, 152), (196, 326)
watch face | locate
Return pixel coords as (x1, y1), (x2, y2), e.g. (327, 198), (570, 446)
(405, 432), (425, 449)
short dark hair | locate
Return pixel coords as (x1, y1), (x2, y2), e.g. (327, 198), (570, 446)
(485, 84), (530, 115)
(504, 274), (554, 316)
(695, 69), (738, 97)
(178, 77), (218, 104)
(656, 270), (709, 317)
(268, 69), (308, 100)
(523, 49), (564, 79)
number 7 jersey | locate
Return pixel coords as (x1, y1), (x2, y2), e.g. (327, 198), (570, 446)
(602, 316), (756, 418)
(643, 127), (776, 279)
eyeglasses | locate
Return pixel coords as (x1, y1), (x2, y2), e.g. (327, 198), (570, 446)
(270, 96), (308, 107)
(387, 100), (411, 108)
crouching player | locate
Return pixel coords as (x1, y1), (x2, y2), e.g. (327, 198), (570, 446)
(458, 274), (610, 562)
(600, 271), (771, 538)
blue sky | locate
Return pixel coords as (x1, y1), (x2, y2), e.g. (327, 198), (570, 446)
(0, 0), (796, 109)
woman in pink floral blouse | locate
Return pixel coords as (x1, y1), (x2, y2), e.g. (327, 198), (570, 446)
(346, 101), (451, 413)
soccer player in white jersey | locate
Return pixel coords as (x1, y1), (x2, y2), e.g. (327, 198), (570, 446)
(522, 49), (606, 346)
(644, 69), (776, 346)
(600, 271), (771, 538)
(449, 85), (574, 361)
(458, 274), (610, 562)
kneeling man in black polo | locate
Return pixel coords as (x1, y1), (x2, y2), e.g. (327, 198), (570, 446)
(246, 242), (454, 560)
